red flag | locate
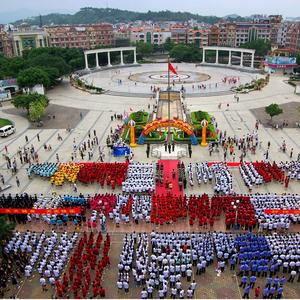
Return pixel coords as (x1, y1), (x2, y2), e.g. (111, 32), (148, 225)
(168, 63), (177, 75)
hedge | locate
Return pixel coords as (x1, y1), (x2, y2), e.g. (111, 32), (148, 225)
(130, 111), (149, 124)
(191, 111), (212, 124)
(0, 118), (13, 128)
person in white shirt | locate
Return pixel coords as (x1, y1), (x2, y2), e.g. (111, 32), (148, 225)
(141, 288), (148, 299)
(39, 277), (47, 291)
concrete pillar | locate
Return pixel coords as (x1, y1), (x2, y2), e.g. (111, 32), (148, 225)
(240, 52), (243, 67)
(85, 54), (89, 69)
(228, 50), (232, 65)
(120, 50), (124, 65)
(107, 51), (112, 67)
(95, 53), (99, 68)
(133, 49), (137, 64)
(251, 52), (255, 68)
(215, 50), (219, 64)
(202, 49), (206, 63)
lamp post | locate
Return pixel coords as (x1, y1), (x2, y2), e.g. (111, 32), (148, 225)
(231, 199), (240, 230)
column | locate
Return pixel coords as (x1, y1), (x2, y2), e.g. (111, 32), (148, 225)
(85, 54), (89, 70)
(251, 52), (255, 68)
(107, 51), (112, 67)
(215, 50), (219, 64)
(95, 52), (99, 68)
(133, 49), (137, 64)
(202, 49), (206, 63)
(240, 52), (243, 67)
(228, 50), (232, 65)
(120, 50), (124, 65)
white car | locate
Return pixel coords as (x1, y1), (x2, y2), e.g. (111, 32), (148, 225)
(0, 125), (15, 137)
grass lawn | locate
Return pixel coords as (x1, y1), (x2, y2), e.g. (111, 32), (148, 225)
(0, 118), (12, 128)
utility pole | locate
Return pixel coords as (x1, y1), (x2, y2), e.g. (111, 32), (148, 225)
(167, 56), (171, 144)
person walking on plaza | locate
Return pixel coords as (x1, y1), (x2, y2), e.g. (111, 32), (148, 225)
(288, 270), (297, 282)
(243, 285), (251, 299)
(37, 133), (40, 142)
(255, 286), (261, 298)
(16, 176), (20, 188)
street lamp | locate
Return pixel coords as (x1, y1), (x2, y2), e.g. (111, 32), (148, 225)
(231, 199), (240, 230)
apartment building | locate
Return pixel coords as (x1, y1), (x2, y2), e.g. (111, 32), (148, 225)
(45, 24), (114, 49)
(285, 22), (300, 53)
(0, 26), (13, 57)
(188, 29), (209, 48)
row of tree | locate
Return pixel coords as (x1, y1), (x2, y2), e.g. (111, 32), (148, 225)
(0, 47), (85, 88)
(14, 8), (231, 26)
(135, 38), (272, 63)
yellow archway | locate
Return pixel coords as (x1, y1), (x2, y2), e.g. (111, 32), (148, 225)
(138, 119), (199, 145)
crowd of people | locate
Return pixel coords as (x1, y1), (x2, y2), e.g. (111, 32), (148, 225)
(73, 130), (99, 161)
(28, 162), (59, 178)
(250, 194), (300, 231)
(0, 193), (37, 223)
(122, 162), (155, 193)
(187, 162), (213, 186)
(240, 162), (264, 190)
(0, 235), (29, 297)
(150, 194), (187, 225)
(215, 130), (260, 162)
(278, 161), (300, 180)
(252, 162), (285, 183)
(4, 230), (78, 289)
(55, 231), (110, 298)
(211, 163), (233, 194)
(117, 232), (204, 298)
(77, 162), (129, 188)
(116, 231), (300, 299)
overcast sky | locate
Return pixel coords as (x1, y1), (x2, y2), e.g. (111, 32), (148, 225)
(1, 0), (300, 23)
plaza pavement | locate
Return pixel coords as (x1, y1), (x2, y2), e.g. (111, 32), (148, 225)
(0, 68), (299, 196)
(1, 65), (300, 299)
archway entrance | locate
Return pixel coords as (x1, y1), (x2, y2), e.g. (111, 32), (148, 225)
(138, 119), (198, 145)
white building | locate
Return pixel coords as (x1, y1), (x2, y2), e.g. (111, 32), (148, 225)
(130, 27), (171, 45)
(10, 28), (48, 56)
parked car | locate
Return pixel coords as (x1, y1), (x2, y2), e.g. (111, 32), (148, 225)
(0, 124), (15, 137)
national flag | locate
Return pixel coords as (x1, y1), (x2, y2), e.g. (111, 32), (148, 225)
(168, 62), (177, 75)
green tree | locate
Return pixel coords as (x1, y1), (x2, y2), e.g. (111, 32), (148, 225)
(135, 41), (153, 58)
(12, 93), (49, 115)
(169, 44), (202, 62)
(29, 100), (46, 122)
(240, 39), (271, 57)
(0, 216), (15, 243)
(68, 57), (85, 71)
(28, 54), (71, 77)
(17, 67), (50, 88)
(265, 103), (283, 121)
(40, 67), (60, 86)
(163, 37), (175, 52)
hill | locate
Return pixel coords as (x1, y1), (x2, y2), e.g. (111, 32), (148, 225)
(13, 7), (223, 25)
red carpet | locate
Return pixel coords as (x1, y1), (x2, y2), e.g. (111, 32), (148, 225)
(155, 159), (183, 197)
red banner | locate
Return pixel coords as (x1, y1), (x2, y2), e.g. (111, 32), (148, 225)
(0, 207), (82, 215)
(265, 209), (300, 215)
(207, 162), (241, 167)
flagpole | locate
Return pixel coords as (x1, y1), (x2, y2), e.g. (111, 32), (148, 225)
(167, 56), (171, 145)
